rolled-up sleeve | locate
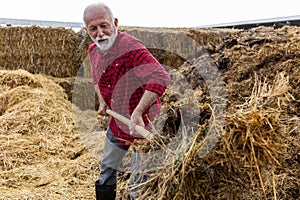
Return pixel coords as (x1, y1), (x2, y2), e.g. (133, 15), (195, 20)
(131, 48), (171, 96)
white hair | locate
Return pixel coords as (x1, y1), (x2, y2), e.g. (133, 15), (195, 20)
(83, 2), (115, 25)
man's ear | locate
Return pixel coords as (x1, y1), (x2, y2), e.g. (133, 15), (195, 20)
(114, 18), (118, 27)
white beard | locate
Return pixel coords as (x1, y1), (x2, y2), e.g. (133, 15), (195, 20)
(91, 28), (117, 51)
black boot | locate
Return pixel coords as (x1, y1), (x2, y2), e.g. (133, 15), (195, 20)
(95, 180), (116, 200)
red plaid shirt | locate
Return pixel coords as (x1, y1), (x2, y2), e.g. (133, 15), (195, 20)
(88, 32), (170, 145)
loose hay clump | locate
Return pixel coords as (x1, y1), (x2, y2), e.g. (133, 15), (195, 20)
(118, 72), (299, 200)
(219, 73), (299, 199)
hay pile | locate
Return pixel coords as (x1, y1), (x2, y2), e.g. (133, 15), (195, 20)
(0, 26), (82, 77)
(0, 69), (100, 199)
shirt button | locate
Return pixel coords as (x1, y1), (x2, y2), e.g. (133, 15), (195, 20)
(108, 84), (111, 87)
(103, 70), (105, 73)
(116, 64), (118, 66)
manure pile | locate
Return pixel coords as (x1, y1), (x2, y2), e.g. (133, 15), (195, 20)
(116, 26), (299, 200)
(0, 25), (299, 200)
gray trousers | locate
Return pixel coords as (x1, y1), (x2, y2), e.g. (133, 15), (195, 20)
(99, 128), (148, 198)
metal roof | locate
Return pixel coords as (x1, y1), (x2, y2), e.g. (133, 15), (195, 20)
(198, 15), (300, 29)
(1, 16), (300, 30)
(0, 18), (84, 28)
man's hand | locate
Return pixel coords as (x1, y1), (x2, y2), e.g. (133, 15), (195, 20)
(129, 110), (145, 136)
(129, 90), (158, 137)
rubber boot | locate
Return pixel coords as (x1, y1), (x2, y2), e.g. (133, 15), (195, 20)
(95, 180), (116, 200)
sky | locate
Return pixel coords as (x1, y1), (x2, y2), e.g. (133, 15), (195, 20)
(0, 0), (299, 28)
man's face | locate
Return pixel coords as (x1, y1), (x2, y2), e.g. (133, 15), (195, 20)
(85, 7), (118, 51)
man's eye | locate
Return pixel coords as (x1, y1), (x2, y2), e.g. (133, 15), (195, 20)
(101, 24), (109, 29)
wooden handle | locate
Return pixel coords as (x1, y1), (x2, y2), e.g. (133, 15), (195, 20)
(106, 109), (153, 140)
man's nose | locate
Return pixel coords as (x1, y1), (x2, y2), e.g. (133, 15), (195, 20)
(96, 27), (105, 37)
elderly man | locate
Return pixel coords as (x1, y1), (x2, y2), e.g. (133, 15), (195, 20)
(83, 2), (170, 200)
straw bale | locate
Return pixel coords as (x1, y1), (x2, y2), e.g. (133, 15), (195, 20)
(45, 76), (99, 111)
(71, 77), (98, 111)
(0, 26), (82, 77)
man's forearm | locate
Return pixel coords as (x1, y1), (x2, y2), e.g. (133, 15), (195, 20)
(94, 84), (104, 103)
(134, 90), (159, 114)
(129, 90), (159, 135)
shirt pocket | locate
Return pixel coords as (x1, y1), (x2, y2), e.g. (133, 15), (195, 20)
(108, 60), (128, 82)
